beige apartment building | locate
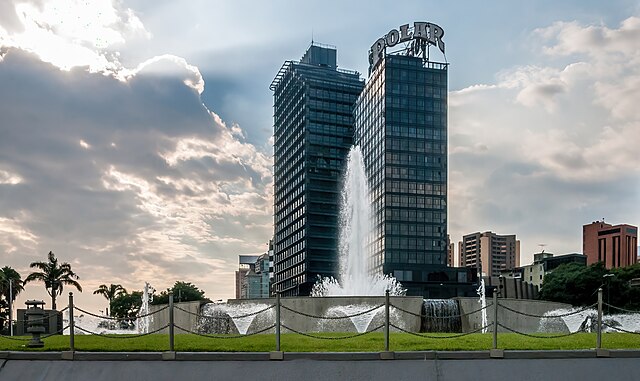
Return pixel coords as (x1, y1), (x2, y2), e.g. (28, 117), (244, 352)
(459, 231), (520, 277)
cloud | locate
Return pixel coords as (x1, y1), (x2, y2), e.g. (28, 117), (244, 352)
(0, 0), (149, 74)
(536, 17), (640, 58)
(449, 17), (640, 264)
(0, 48), (273, 310)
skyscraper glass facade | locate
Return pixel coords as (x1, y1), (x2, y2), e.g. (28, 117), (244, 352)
(271, 44), (364, 296)
(355, 54), (451, 296)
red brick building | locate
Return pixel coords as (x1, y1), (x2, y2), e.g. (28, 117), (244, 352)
(583, 221), (638, 269)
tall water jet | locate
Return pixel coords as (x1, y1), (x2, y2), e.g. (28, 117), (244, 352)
(476, 278), (488, 333)
(137, 282), (154, 334)
(312, 146), (405, 297)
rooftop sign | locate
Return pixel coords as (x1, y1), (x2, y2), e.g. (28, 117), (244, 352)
(369, 22), (445, 70)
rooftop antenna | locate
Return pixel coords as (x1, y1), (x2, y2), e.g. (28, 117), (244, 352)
(538, 243), (547, 253)
(311, 28), (314, 44)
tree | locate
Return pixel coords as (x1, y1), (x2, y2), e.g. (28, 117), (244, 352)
(110, 291), (143, 321)
(93, 284), (127, 316)
(0, 266), (24, 331)
(24, 251), (82, 310)
(539, 262), (640, 312)
(151, 281), (207, 305)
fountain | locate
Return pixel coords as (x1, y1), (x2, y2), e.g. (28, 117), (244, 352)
(63, 282), (153, 335)
(421, 299), (462, 332)
(476, 278), (488, 333)
(311, 146), (405, 297)
(136, 282), (154, 334)
(198, 303), (274, 335)
(324, 305), (383, 333)
(538, 307), (640, 333)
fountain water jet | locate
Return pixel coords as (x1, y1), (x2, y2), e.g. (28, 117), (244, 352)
(311, 146), (405, 297)
(476, 278), (488, 333)
(137, 282), (154, 334)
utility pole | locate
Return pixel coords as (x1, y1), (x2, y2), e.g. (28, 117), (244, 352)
(9, 281), (13, 336)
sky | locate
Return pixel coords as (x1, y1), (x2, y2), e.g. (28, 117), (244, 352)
(1, 0), (639, 313)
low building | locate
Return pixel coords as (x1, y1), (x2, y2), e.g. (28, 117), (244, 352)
(236, 251), (273, 299)
(235, 255), (259, 299)
(515, 252), (587, 288)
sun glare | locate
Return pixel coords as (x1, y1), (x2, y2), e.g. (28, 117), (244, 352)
(3, 0), (147, 73)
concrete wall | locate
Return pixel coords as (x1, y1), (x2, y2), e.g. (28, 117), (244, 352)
(149, 297), (571, 334)
(150, 297), (424, 334)
(457, 297), (571, 333)
(275, 296), (423, 333)
(149, 301), (200, 334)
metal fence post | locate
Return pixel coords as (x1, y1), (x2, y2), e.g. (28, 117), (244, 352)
(169, 292), (174, 352)
(492, 291), (498, 349)
(597, 287), (602, 349)
(275, 292), (281, 351)
(385, 290), (390, 352)
(68, 292), (75, 352)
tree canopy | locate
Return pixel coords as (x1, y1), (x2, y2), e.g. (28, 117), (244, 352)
(93, 284), (127, 316)
(539, 262), (640, 311)
(0, 266), (24, 332)
(24, 251), (82, 310)
(151, 281), (207, 305)
(110, 291), (143, 320)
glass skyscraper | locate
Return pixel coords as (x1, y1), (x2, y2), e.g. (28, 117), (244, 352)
(270, 43), (364, 296)
(355, 54), (465, 297)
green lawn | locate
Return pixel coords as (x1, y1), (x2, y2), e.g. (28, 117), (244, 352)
(1, 332), (638, 352)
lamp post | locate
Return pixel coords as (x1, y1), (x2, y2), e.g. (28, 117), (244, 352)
(603, 274), (615, 314)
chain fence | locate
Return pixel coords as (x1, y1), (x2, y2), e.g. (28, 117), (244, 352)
(390, 302), (493, 319)
(603, 303), (640, 314)
(174, 304), (274, 320)
(497, 323), (586, 339)
(281, 323), (384, 340)
(602, 322), (640, 335)
(280, 303), (384, 320)
(5, 288), (637, 352)
(497, 302), (597, 319)
(174, 323), (276, 339)
(74, 324), (170, 339)
(390, 322), (493, 339)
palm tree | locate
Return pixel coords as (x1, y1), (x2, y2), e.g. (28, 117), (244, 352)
(0, 266), (24, 330)
(24, 251), (82, 310)
(93, 284), (127, 316)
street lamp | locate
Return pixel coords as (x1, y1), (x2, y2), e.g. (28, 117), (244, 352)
(603, 274), (615, 314)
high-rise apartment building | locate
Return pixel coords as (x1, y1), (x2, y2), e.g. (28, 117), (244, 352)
(270, 43), (364, 296)
(583, 221), (638, 269)
(459, 231), (520, 277)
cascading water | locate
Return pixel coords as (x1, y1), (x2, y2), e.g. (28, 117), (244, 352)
(311, 146), (405, 297)
(421, 299), (462, 332)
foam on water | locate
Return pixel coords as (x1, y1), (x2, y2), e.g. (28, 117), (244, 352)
(539, 307), (640, 333)
(199, 303), (274, 334)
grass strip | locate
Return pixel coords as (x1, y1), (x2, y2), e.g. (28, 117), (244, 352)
(0, 332), (638, 352)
